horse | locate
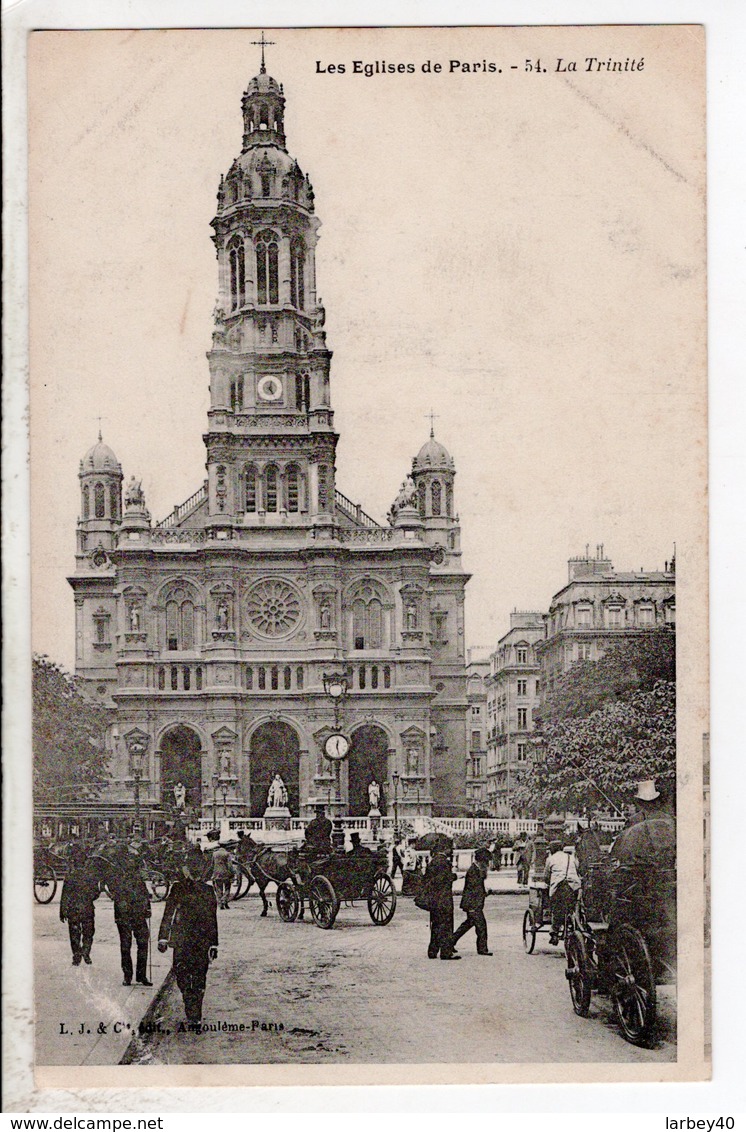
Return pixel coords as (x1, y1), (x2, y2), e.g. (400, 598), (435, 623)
(237, 842), (303, 917)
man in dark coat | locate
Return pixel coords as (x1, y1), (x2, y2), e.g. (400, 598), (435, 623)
(110, 845), (152, 986)
(158, 846), (219, 1025)
(451, 846), (493, 955)
(423, 837), (460, 960)
(303, 804), (333, 857)
(59, 843), (99, 965)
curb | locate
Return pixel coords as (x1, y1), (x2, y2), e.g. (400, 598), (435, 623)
(119, 969), (175, 1065)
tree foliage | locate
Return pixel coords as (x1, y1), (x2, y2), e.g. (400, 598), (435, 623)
(514, 682), (676, 814)
(539, 629), (675, 726)
(33, 655), (111, 804)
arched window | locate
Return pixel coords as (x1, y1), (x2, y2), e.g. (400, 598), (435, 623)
(264, 466), (278, 512)
(166, 601), (179, 651)
(245, 666), (253, 690)
(286, 465), (300, 512)
(82, 485), (90, 520)
(256, 233), (279, 304)
(228, 237), (245, 311)
(283, 665), (292, 690)
(94, 482), (105, 519)
(183, 666), (191, 691)
(383, 666), (391, 689)
(431, 480), (442, 517)
(296, 372), (310, 412)
(180, 602), (195, 650)
(196, 667), (203, 691)
(359, 665), (366, 690)
(290, 240), (305, 309)
(351, 587), (385, 651)
(445, 482), (453, 517)
(296, 666), (304, 690)
(109, 484), (119, 520)
(271, 665), (279, 691)
(258, 103), (269, 131)
(368, 600), (383, 648)
(245, 466), (258, 512)
(170, 666), (178, 691)
(417, 482), (426, 519)
(165, 591), (197, 651)
(258, 666), (266, 690)
(371, 665), (379, 689)
(352, 601), (367, 650)
(157, 667), (165, 690)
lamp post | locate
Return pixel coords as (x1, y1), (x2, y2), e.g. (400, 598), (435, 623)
(130, 747), (143, 834)
(221, 781), (229, 820)
(322, 671), (349, 731)
(392, 770), (400, 840)
(212, 773), (219, 827)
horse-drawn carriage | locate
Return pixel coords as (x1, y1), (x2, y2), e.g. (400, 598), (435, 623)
(275, 848), (397, 930)
(564, 850), (676, 1046)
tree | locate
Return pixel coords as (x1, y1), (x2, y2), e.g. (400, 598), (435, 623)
(515, 681), (675, 815)
(33, 655), (111, 804)
(539, 628), (675, 726)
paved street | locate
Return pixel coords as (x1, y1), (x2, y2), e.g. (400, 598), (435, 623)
(119, 889), (676, 1066)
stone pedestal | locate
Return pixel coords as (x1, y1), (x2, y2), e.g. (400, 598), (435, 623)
(264, 806), (291, 830)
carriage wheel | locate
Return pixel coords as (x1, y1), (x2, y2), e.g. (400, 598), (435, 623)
(565, 932), (592, 1017)
(147, 870), (169, 902)
(309, 876), (339, 929)
(276, 881), (300, 922)
(34, 863), (57, 905)
(522, 909), (537, 954)
(610, 924), (657, 1045)
(367, 874), (397, 925)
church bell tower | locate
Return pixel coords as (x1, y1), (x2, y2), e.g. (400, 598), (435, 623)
(205, 51), (336, 531)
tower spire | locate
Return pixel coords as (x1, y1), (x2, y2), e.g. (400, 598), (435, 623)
(251, 30), (275, 75)
(426, 409), (439, 439)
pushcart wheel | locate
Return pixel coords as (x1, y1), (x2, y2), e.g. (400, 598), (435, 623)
(147, 870), (169, 902)
(610, 924), (657, 1045)
(34, 863), (57, 904)
(522, 909), (537, 954)
(309, 876), (339, 929)
(276, 881), (300, 922)
(565, 931), (592, 1017)
(367, 873), (397, 925)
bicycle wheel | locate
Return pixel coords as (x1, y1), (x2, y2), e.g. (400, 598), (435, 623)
(34, 862), (57, 904)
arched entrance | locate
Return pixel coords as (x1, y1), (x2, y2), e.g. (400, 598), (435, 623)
(160, 725), (202, 811)
(249, 721), (300, 817)
(348, 725), (389, 816)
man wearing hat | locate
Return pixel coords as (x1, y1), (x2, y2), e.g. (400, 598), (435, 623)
(109, 842), (153, 986)
(59, 842), (99, 965)
(451, 846), (493, 956)
(347, 831), (374, 857)
(158, 846), (219, 1026)
(210, 839), (234, 910)
(422, 836), (461, 960)
(543, 839), (581, 945)
(610, 780), (675, 867)
(303, 803), (333, 858)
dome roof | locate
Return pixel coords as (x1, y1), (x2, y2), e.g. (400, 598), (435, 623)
(245, 71), (282, 97)
(413, 434), (454, 472)
(81, 436), (121, 474)
(234, 144), (298, 180)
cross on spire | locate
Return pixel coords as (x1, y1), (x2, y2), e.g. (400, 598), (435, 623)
(251, 31), (275, 74)
(425, 409), (439, 438)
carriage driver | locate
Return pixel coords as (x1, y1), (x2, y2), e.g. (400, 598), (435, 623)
(610, 780), (675, 868)
(543, 839), (581, 945)
(302, 804), (333, 858)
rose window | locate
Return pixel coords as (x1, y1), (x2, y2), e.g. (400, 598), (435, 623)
(245, 578), (302, 638)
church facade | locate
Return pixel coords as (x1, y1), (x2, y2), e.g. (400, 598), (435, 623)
(68, 61), (470, 829)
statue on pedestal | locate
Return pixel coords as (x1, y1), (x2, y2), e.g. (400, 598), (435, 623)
(173, 782), (186, 810)
(368, 780), (381, 813)
(267, 774), (288, 810)
(406, 747), (420, 777)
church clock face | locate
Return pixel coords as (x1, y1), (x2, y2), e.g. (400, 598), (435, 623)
(257, 375), (283, 402)
(324, 732), (350, 761)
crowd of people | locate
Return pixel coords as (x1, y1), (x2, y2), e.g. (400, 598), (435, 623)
(49, 781), (675, 1028)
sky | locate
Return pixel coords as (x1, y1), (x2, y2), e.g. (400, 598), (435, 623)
(27, 26), (706, 671)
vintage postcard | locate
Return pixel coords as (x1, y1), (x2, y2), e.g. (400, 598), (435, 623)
(15, 23), (709, 1092)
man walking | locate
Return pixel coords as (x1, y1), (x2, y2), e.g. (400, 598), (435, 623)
(451, 846), (493, 956)
(211, 840), (233, 910)
(422, 836), (460, 960)
(158, 845), (219, 1026)
(110, 843), (152, 986)
(59, 842), (99, 965)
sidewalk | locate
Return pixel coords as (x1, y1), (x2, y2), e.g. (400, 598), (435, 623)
(34, 893), (171, 1065)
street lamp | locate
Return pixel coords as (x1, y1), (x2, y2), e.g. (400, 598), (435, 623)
(392, 770), (400, 840)
(221, 781), (229, 820)
(130, 747), (143, 834)
(212, 773), (219, 826)
(323, 671), (349, 731)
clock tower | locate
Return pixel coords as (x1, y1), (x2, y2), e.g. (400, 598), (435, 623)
(205, 62), (336, 530)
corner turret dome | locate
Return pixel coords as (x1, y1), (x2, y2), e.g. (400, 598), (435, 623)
(413, 434), (454, 472)
(80, 434), (121, 474)
(245, 71), (282, 97)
